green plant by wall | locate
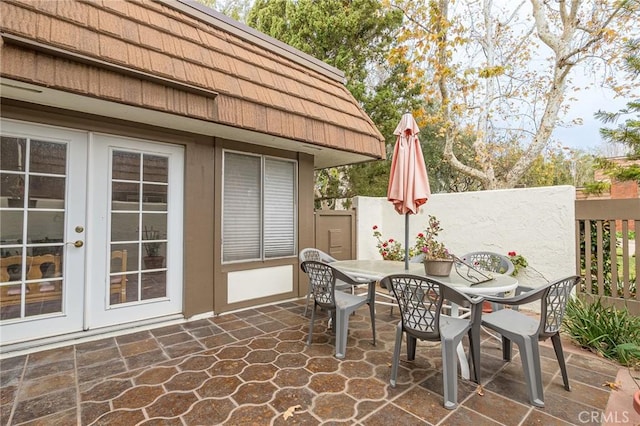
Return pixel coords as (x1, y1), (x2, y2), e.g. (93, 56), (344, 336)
(563, 297), (640, 368)
(582, 181), (611, 196)
(579, 220), (614, 295)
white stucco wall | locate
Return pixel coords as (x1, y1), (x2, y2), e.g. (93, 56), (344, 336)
(353, 185), (576, 290)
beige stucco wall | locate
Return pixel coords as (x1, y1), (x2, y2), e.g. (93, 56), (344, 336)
(354, 185), (577, 291)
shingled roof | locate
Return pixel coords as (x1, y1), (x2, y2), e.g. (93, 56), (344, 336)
(0, 0), (385, 167)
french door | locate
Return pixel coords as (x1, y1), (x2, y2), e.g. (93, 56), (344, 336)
(0, 120), (183, 345)
(87, 133), (183, 328)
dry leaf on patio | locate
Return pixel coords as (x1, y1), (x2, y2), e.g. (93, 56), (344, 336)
(283, 404), (301, 420)
(476, 384), (484, 396)
(602, 381), (622, 391)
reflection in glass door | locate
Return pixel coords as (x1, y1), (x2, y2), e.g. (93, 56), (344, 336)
(0, 120), (86, 345)
(109, 151), (169, 305)
(1, 137), (67, 319)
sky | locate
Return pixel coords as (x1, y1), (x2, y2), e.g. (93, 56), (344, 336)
(552, 82), (632, 154)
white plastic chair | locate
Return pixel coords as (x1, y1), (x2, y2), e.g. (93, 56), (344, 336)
(301, 260), (376, 358)
(381, 274), (483, 409)
(299, 248), (370, 316)
(481, 275), (580, 407)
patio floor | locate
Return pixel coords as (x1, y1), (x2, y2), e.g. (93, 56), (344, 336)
(0, 299), (628, 425)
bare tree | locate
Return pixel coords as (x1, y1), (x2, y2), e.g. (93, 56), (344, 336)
(394, 0), (639, 189)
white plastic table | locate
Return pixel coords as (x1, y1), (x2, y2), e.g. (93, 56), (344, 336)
(331, 259), (518, 379)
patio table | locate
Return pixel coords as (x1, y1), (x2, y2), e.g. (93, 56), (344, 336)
(331, 259), (518, 379)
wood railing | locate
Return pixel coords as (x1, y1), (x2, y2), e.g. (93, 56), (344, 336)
(575, 199), (639, 315)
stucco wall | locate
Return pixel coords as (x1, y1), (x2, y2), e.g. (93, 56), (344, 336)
(353, 186), (576, 291)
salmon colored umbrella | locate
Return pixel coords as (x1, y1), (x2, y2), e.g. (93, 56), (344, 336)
(387, 113), (431, 269)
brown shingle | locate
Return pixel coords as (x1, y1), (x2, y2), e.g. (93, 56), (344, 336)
(141, 80), (168, 110)
(170, 88), (189, 116)
(101, 0), (129, 16)
(54, 59), (89, 93)
(1, 44), (36, 80)
(56, 0), (89, 25)
(30, 0), (57, 14)
(186, 93), (210, 118)
(121, 78), (143, 105)
(138, 25), (163, 52)
(99, 34), (129, 65)
(97, 10), (123, 38)
(99, 70), (125, 101)
(0, 2), (37, 36)
(34, 13), (52, 42)
(148, 50), (175, 78)
(0, 0), (385, 159)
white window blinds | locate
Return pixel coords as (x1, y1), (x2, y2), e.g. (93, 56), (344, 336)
(264, 158), (295, 258)
(222, 152), (296, 262)
(223, 153), (261, 262)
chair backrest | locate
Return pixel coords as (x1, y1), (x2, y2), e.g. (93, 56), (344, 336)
(461, 251), (514, 275)
(381, 274), (476, 341)
(300, 260), (337, 309)
(1, 254), (60, 282)
(26, 255), (60, 280)
(0, 255), (23, 282)
(385, 275), (444, 341)
(299, 248), (337, 264)
(111, 250), (128, 273)
(539, 276), (581, 338)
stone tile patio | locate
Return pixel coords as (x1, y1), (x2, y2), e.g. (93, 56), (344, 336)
(0, 299), (627, 425)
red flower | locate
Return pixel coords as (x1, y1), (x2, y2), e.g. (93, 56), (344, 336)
(388, 239), (394, 243)
(417, 233), (424, 238)
(382, 242), (388, 247)
(508, 251), (517, 257)
(373, 225), (378, 230)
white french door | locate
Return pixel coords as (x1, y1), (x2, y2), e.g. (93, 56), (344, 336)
(87, 134), (183, 328)
(0, 120), (87, 344)
(0, 120), (184, 345)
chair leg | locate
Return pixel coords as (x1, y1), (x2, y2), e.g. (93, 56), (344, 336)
(334, 308), (350, 359)
(467, 328), (481, 384)
(501, 336), (512, 361)
(517, 336), (545, 407)
(551, 333), (571, 391)
(303, 286), (312, 316)
(369, 301), (376, 346)
(442, 335), (464, 409)
(406, 336), (417, 361)
(389, 323), (403, 387)
(307, 304), (316, 345)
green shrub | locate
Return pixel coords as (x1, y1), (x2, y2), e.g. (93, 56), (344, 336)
(563, 297), (640, 368)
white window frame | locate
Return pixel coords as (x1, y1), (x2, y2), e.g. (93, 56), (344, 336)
(222, 150), (297, 263)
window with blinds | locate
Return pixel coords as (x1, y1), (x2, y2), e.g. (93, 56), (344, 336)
(222, 151), (297, 262)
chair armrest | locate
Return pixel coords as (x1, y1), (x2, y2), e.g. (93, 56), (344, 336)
(333, 268), (375, 286)
(483, 285), (545, 306)
(514, 285), (534, 296)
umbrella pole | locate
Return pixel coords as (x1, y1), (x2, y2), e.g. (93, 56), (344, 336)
(405, 213), (409, 270)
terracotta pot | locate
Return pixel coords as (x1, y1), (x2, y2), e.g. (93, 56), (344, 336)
(634, 389), (640, 415)
(143, 256), (164, 269)
(424, 259), (454, 277)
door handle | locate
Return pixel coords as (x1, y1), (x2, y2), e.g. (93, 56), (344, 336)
(66, 240), (84, 248)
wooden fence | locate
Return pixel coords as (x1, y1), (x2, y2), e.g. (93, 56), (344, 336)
(575, 199), (639, 315)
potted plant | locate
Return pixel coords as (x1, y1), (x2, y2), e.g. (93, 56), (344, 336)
(415, 215), (454, 276)
(142, 226), (164, 269)
(4, 175), (35, 208)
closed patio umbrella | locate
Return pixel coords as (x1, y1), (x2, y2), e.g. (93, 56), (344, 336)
(387, 113), (431, 269)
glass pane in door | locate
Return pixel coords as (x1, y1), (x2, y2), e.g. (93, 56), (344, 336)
(109, 150), (169, 305)
(0, 136), (67, 320)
